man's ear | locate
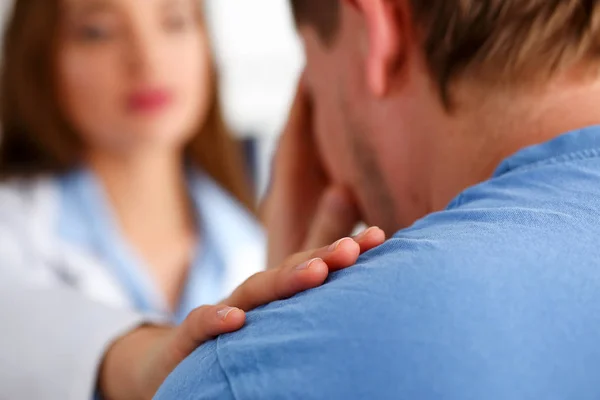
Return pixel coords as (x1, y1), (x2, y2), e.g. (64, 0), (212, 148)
(345, 0), (405, 97)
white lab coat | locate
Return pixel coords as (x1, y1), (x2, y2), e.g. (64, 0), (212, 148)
(0, 177), (265, 400)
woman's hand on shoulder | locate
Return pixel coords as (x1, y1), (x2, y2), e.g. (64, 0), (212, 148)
(100, 227), (385, 400)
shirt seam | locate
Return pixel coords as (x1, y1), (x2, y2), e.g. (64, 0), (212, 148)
(501, 147), (600, 176)
(448, 148), (600, 210)
(215, 338), (240, 400)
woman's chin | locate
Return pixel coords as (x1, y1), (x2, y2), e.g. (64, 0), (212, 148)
(122, 118), (194, 144)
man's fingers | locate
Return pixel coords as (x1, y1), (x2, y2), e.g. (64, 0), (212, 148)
(283, 76), (311, 143)
(264, 78), (329, 269)
(303, 187), (361, 250)
(170, 305), (246, 360)
(276, 78), (314, 171)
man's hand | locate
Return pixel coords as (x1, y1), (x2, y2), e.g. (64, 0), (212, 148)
(263, 80), (362, 267)
(99, 228), (385, 400)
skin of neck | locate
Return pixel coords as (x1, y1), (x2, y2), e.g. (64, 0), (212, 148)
(373, 65), (600, 232)
(87, 147), (196, 246)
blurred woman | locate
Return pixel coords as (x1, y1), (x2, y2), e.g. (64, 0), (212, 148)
(0, 0), (260, 397)
(0, 0), (262, 317)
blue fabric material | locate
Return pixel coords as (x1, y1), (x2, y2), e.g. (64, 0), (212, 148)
(156, 126), (600, 400)
(57, 169), (230, 322)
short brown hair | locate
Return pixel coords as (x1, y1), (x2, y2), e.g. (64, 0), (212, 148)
(290, 0), (340, 46)
(291, 0), (600, 103)
(0, 0), (254, 209)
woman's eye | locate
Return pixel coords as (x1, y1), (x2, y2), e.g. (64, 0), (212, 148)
(164, 14), (192, 32)
(77, 25), (113, 41)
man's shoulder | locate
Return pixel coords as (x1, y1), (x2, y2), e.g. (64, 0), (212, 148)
(158, 202), (600, 399)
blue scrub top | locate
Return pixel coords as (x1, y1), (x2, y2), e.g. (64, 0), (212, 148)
(158, 126), (600, 399)
(56, 169), (236, 323)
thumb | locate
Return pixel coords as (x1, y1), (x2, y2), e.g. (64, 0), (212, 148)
(303, 186), (361, 250)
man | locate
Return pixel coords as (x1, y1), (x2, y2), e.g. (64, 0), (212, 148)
(156, 0), (600, 398)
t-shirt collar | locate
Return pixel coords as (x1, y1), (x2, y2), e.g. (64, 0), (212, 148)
(493, 125), (600, 178)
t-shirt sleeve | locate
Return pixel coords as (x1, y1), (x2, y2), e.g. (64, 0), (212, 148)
(155, 340), (236, 400)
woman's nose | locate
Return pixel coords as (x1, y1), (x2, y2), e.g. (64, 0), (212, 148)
(123, 28), (163, 81)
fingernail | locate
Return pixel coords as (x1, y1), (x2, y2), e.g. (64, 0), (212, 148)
(217, 306), (236, 321)
(354, 227), (376, 241)
(328, 237), (351, 252)
(296, 258), (321, 271)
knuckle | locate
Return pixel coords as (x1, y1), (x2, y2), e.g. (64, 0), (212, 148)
(283, 251), (311, 268)
(230, 272), (263, 308)
(240, 272), (261, 295)
(187, 305), (213, 327)
(272, 266), (289, 299)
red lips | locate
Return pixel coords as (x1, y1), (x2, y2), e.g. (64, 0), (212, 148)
(127, 88), (173, 113)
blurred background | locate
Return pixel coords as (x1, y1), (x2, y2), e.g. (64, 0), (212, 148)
(203, 0), (304, 197)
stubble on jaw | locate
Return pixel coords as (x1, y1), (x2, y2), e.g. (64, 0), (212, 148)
(339, 93), (399, 234)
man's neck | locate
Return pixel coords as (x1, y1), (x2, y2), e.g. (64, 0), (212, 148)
(428, 74), (600, 213)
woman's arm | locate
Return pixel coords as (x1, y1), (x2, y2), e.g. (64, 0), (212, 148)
(100, 228), (385, 400)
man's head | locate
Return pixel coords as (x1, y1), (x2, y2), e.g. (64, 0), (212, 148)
(291, 0), (600, 233)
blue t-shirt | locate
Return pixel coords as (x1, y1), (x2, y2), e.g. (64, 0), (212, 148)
(156, 127), (600, 400)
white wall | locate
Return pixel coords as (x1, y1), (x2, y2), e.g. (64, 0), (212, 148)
(0, 0), (11, 36)
(205, 0), (304, 195)
(205, 0), (303, 137)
